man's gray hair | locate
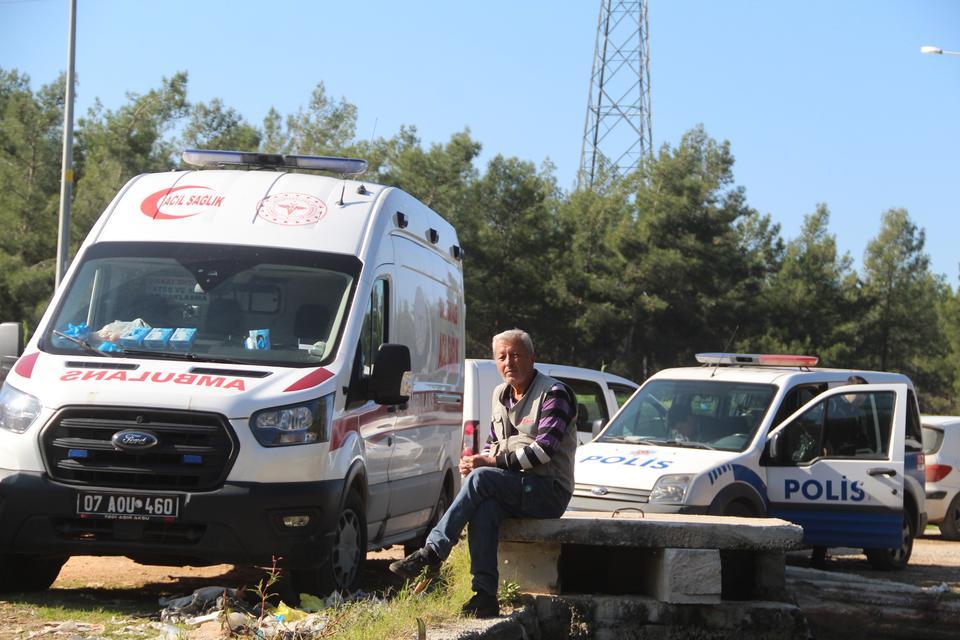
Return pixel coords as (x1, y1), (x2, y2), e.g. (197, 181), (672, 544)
(491, 329), (534, 355)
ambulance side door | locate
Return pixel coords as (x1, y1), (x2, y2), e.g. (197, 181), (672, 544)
(764, 383), (907, 549)
(347, 276), (395, 533)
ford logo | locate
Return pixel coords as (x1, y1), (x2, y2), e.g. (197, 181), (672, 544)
(591, 486), (609, 496)
(112, 430), (159, 450)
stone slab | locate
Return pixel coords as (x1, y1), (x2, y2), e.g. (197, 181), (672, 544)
(499, 511), (804, 551)
(498, 541), (561, 594)
(650, 548), (722, 603)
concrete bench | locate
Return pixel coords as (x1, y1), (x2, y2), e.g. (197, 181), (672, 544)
(498, 511), (804, 604)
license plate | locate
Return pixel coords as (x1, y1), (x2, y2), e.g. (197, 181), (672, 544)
(77, 492), (180, 520)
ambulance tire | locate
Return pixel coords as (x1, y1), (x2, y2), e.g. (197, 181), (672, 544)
(0, 554), (67, 592)
(938, 493), (960, 540)
(292, 490), (367, 596)
(865, 512), (914, 571)
(404, 485), (450, 556)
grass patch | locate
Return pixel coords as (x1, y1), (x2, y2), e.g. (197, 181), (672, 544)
(0, 545), (491, 639)
(314, 545), (475, 639)
(0, 600), (152, 639)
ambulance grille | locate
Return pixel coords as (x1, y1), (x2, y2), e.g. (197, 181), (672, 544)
(41, 407), (238, 491)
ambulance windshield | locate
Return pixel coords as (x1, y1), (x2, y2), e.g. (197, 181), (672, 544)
(43, 241), (360, 366)
(598, 379), (777, 452)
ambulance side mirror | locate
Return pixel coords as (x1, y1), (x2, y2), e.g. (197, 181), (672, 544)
(368, 343), (411, 405)
(0, 322), (23, 358)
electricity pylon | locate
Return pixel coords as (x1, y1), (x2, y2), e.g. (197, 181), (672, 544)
(579, 0), (652, 190)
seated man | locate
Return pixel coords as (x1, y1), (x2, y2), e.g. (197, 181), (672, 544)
(667, 401), (700, 442)
(389, 328), (577, 618)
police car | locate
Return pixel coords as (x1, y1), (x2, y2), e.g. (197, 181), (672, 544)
(569, 353), (927, 570)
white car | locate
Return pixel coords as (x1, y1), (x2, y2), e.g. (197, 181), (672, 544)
(461, 359), (637, 453)
(922, 416), (960, 539)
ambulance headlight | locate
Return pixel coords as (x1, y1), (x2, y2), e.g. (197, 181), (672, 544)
(0, 382), (42, 434)
(649, 474), (693, 504)
(250, 394), (333, 446)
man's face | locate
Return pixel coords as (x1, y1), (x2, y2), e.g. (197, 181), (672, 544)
(494, 338), (535, 391)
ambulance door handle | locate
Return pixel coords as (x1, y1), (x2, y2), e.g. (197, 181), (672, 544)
(867, 467), (897, 477)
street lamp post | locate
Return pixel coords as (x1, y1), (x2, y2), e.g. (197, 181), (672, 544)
(921, 45), (960, 57)
(55, 0), (77, 288)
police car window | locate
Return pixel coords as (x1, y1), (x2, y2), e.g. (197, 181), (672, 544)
(823, 391), (893, 458)
(905, 390), (923, 453)
(777, 401), (825, 464)
(609, 383), (637, 407)
(598, 379), (775, 451)
(772, 383), (827, 427)
(554, 377), (608, 433)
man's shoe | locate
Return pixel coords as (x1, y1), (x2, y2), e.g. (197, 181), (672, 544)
(461, 591), (499, 618)
(389, 547), (441, 580)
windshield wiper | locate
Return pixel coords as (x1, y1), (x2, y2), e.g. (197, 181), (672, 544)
(601, 436), (662, 446)
(663, 440), (716, 450)
(116, 348), (247, 365)
(52, 330), (109, 357)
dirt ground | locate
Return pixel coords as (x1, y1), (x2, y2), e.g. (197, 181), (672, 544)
(51, 546), (407, 593)
(48, 533), (960, 593)
(1, 535), (958, 638)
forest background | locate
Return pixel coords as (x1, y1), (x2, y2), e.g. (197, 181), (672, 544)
(2, 69), (958, 411)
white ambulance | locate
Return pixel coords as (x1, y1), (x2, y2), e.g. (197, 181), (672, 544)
(570, 353), (927, 570)
(0, 150), (465, 595)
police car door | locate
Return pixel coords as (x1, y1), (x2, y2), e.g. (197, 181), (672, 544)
(764, 383), (907, 549)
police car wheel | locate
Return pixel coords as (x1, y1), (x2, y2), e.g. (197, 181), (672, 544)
(0, 554), (67, 592)
(721, 500), (756, 517)
(865, 513), (914, 571)
(938, 493), (960, 540)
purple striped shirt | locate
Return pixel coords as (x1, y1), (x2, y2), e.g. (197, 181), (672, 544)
(484, 376), (575, 472)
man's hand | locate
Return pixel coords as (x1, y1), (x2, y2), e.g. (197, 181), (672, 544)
(459, 453), (495, 476)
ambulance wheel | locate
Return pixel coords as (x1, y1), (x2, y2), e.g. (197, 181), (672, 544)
(404, 486), (450, 556)
(938, 493), (960, 540)
(291, 490), (366, 596)
(0, 554), (67, 592)
(865, 512), (914, 570)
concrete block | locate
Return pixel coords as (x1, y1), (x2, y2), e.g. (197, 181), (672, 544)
(499, 540), (561, 594)
(650, 548), (722, 604)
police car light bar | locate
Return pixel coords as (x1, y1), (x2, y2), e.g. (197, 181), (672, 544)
(695, 353), (820, 367)
(182, 149), (368, 175)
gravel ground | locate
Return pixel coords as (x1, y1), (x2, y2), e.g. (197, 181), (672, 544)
(786, 531), (960, 592)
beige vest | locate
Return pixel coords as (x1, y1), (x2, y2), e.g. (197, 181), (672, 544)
(490, 371), (577, 493)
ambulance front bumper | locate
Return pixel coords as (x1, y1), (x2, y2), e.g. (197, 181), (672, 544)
(0, 469), (345, 568)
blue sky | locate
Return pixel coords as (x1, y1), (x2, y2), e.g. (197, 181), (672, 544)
(2, 1), (958, 281)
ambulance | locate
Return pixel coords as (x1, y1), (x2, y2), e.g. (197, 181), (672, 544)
(570, 353), (927, 569)
(0, 149), (465, 595)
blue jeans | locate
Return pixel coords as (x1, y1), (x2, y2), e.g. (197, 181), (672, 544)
(425, 467), (571, 596)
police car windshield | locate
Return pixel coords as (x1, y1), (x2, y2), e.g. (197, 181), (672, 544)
(598, 379), (777, 452)
(43, 241), (360, 367)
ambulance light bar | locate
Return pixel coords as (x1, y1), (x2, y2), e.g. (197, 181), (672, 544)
(695, 353), (820, 367)
(182, 149), (368, 175)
